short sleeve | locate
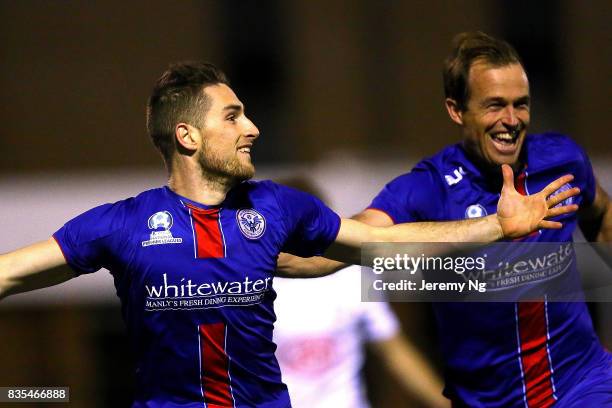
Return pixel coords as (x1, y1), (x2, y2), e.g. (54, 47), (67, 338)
(361, 301), (400, 342)
(270, 183), (341, 257)
(53, 201), (129, 275)
(369, 166), (445, 224)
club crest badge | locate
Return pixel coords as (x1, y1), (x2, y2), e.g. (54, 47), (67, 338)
(465, 204), (487, 219)
(236, 209), (266, 240)
(549, 183), (575, 208)
(142, 211), (183, 247)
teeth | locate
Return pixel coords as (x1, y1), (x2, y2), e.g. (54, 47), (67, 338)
(239, 147), (251, 153)
(491, 132), (517, 143)
(495, 133), (512, 140)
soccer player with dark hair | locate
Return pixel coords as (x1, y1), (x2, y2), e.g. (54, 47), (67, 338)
(0, 60), (578, 407)
(279, 32), (612, 407)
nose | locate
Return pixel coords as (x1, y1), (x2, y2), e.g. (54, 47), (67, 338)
(244, 116), (260, 140)
(501, 106), (519, 127)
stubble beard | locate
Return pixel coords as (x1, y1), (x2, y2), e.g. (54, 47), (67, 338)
(197, 141), (255, 188)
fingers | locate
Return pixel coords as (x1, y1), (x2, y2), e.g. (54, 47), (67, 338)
(546, 204), (579, 218)
(501, 164), (515, 191)
(541, 174), (575, 197)
(547, 187), (580, 207)
(538, 220), (563, 229)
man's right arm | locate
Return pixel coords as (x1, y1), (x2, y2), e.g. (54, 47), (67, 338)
(0, 238), (75, 300)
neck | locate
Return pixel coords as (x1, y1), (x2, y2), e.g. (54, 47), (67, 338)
(462, 140), (524, 178)
(167, 160), (237, 206)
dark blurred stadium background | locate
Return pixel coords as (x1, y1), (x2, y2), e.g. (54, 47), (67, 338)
(0, 1), (610, 407)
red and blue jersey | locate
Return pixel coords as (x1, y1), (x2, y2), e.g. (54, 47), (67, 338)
(53, 180), (341, 408)
(370, 133), (610, 407)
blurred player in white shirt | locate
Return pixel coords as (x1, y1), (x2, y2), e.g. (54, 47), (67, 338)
(274, 266), (449, 408)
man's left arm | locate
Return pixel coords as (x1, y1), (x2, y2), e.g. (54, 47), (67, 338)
(579, 181), (612, 242)
(325, 165), (579, 264)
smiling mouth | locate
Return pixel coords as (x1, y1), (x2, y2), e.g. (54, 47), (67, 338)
(487, 127), (524, 156)
(490, 128), (521, 145)
(238, 146), (251, 154)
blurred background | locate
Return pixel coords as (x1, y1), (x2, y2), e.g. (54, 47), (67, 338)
(0, 0), (610, 407)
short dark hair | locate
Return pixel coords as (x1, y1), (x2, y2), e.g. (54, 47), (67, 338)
(443, 32), (524, 111)
(146, 61), (229, 167)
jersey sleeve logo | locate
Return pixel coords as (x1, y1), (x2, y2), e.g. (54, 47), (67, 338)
(236, 209), (266, 240)
(142, 211), (183, 247)
(445, 166), (466, 186)
(465, 204), (487, 219)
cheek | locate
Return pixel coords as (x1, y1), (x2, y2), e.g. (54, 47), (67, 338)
(478, 113), (499, 129)
(467, 112), (494, 132)
(474, 124), (492, 146)
(211, 132), (234, 150)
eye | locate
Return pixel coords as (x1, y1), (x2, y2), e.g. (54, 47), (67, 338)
(515, 102), (530, 110)
(226, 114), (236, 122)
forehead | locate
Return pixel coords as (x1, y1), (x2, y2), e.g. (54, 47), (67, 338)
(467, 62), (529, 100)
(202, 83), (242, 110)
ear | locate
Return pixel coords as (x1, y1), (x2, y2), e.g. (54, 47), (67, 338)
(445, 98), (464, 126)
(175, 123), (200, 152)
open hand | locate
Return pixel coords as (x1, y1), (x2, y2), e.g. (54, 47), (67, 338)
(497, 164), (579, 239)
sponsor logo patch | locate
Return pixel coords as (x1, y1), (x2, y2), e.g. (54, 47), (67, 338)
(445, 166), (466, 186)
(144, 273), (271, 311)
(236, 209), (266, 239)
(142, 211), (183, 247)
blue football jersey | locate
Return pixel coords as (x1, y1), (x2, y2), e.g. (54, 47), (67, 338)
(54, 181), (340, 408)
(370, 133), (609, 408)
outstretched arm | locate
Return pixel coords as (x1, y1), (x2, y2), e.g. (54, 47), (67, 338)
(0, 238), (75, 300)
(325, 165), (579, 264)
(371, 334), (450, 408)
(276, 253), (346, 278)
